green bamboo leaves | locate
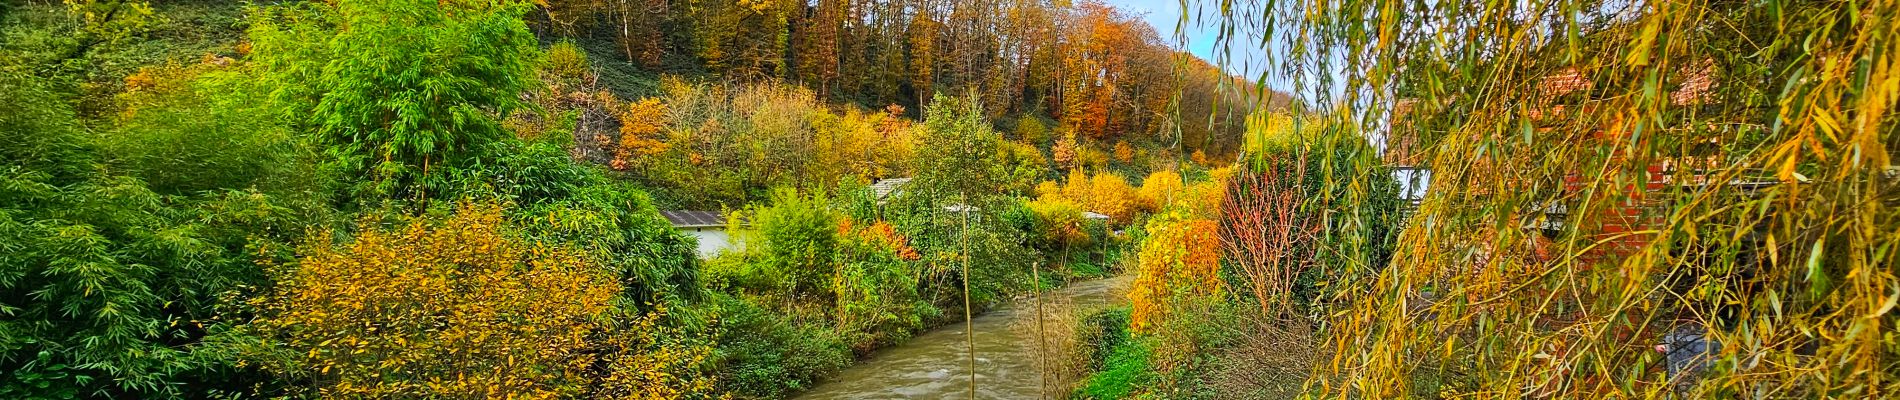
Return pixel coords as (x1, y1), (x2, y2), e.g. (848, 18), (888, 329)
(250, 0), (539, 204)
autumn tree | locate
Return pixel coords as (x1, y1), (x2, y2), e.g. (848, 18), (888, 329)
(610, 97), (671, 170)
(906, 12), (939, 106)
(618, 0), (670, 68)
(795, 0), (845, 98)
(1052, 130), (1079, 170)
(912, 93), (1004, 203)
(1112, 141), (1134, 162)
(686, 0), (792, 78)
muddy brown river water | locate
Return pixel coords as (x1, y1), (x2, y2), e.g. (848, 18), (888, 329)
(794, 276), (1132, 400)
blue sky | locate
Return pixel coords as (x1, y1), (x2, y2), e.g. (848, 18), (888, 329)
(1098, 0), (1303, 97)
(1099, 1), (1268, 74)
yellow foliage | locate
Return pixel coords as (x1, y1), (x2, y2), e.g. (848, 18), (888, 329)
(1085, 172), (1137, 222)
(813, 107), (915, 181)
(1079, 145), (1110, 170)
(544, 40), (592, 82)
(1242, 111), (1311, 153)
(1205, 165), (1235, 184)
(1015, 117), (1050, 144)
(1179, 179), (1227, 219)
(612, 97), (671, 170)
(1129, 213), (1222, 333)
(1135, 170), (1184, 212)
(252, 203), (720, 398)
(1036, 169), (1140, 223)
(1113, 141), (1134, 162)
(116, 57), (232, 121)
(1034, 180), (1063, 199)
(1025, 197), (1089, 246)
(588, 306), (725, 400)
(1176, 166), (1235, 218)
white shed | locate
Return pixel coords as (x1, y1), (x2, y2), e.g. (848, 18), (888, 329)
(660, 210), (746, 259)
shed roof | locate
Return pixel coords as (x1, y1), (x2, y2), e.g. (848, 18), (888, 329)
(660, 210), (727, 228)
(1082, 211), (1111, 220)
(871, 178), (911, 200)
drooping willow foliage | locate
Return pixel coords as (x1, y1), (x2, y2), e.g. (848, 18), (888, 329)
(1193, 0), (1898, 397)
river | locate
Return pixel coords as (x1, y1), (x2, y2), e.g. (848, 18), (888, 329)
(794, 276), (1132, 399)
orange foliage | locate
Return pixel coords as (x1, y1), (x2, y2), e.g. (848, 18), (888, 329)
(1052, 131), (1079, 170)
(612, 97), (671, 170)
(1113, 141), (1134, 162)
(1059, 1), (1140, 139)
(1129, 214), (1222, 333)
(867, 221), (921, 261)
(838, 217), (921, 261)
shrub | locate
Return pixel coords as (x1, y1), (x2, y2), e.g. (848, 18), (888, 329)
(993, 140), (1053, 195)
(587, 307), (724, 400)
(748, 188), (841, 300)
(832, 218), (934, 353)
(249, 0), (539, 203)
(1039, 169), (1140, 224)
(708, 294), (850, 399)
(1218, 153), (1320, 319)
(1136, 170), (1184, 213)
(1128, 212), (1222, 333)
(543, 40), (591, 83)
(1218, 130), (1401, 319)
(1023, 197), (1091, 251)
(522, 179), (702, 306)
(1014, 115), (1050, 145)
(104, 60), (295, 195)
(250, 203), (621, 397)
(1, 70), (286, 398)
(609, 97), (670, 171)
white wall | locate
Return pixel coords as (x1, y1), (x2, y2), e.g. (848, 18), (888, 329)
(683, 228), (744, 259)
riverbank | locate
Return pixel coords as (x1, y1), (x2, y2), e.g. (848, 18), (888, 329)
(794, 277), (1133, 399)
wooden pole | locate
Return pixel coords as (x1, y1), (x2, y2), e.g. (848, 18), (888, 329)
(962, 194), (976, 399)
(1033, 260), (1048, 399)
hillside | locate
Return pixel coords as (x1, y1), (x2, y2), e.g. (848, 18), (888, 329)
(0, 0), (1272, 398)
